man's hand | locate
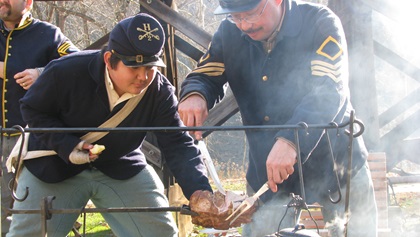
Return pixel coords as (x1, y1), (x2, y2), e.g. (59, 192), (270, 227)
(14, 68), (40, 90)
(266, 138), (297, 192)
(69, 142), (99, 164)
(178, 94), (208, 140)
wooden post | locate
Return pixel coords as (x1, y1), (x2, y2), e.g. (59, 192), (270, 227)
(168, 184), (193, 237)
(329, 0), (380, 149)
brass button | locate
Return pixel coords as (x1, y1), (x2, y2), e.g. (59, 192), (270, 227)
(4, 109), (7, 113)
(262, 75), (268, 81)
(264, 116), (270, 121)
(5, 119), (8, 123)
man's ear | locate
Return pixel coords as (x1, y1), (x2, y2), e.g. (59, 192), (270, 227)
(103, 51), (112, 68)
(26, 0), (34, 9)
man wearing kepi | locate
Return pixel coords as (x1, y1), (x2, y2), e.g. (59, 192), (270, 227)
(8, 13), (212, 236)
(178, 0), (377, 236)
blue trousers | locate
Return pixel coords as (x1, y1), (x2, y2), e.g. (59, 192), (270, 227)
(243, 163), (378, 237)
(7, 165), (178, 237)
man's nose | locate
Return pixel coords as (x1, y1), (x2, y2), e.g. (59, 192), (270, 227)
(136, 69), (148, 81)
(238, 21), (253, 31)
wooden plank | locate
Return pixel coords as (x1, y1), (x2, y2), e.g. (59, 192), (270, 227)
(299, 219), (325, 229)
(330, 0), (380, 149)
(379, 109), (420, 148)
(139, 0), (211, 48)
(174, 35), (205, 62)
(374, 41), (420, 83)
(202, 93), (239, 138)
(388, 175), (420, 184)
(300, 210), (323, 219)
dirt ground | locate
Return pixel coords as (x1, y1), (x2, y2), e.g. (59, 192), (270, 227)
(387, 160), (420, 237)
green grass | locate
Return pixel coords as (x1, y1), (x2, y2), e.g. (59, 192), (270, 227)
(67, 213), (115, 236)
(67, 179), (246, 236)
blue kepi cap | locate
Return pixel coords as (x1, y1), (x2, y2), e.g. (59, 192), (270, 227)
(107, 13), (166, 67)
(214, 0), (262, 15)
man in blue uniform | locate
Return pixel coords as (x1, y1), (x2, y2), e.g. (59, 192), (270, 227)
(0, 0), (78, 234)
(179, 0), (377, 236)
(8, 13), (212, 236)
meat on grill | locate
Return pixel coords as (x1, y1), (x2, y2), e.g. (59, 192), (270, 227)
(189, 190), (257, 230)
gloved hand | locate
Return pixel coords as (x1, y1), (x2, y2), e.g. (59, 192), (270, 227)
(69, 141), (99, 164)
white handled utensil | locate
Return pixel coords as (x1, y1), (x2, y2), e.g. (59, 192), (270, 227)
(225, 182), (269, 224)
(197, 140), (226, 195)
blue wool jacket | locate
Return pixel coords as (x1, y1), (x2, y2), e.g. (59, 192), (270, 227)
(180, 0), (368, 203)
(0, 13), (79, 132)
(20, 50), (212, 199)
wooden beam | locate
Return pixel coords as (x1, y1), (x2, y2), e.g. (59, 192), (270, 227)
(139, 0), (211, 49)
(379, 87), (420, 127)
(330, 0), (380, 149)
(380, 109), (420, 147)
(374, 41), (420, 83)
(174, 35), (205, 62)
(388, 176), (420, 184)
(84, 33), (109, 50)
(203, 93), (239, 138)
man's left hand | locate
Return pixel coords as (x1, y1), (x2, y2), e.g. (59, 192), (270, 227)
(14, 68), (39, 90)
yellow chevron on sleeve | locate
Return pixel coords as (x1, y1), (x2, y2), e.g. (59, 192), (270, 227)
(191, 62), (225, 76)
(316, 36), (343, 61)
(311, 60), (342, 83)
(58, 42), (73, 57)
(312, 71), (341, 82)
(311, 60), (342, 70)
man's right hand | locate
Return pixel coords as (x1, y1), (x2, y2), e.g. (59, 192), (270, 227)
(178, 94), (208, 140)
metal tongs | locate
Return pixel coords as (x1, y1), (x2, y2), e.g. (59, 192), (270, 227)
(225, 182), (269, 225)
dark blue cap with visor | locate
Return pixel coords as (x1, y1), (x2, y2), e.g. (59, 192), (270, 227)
(214, 0), (262, 15)
(107, 13), (166, 68)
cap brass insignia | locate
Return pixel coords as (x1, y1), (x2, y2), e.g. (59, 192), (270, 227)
(137, 23), (160, 41)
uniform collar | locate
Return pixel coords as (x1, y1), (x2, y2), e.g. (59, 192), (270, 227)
(15, 11), (33, 29)
(276, 0), (302, 41)
(0, 11), (33, 31)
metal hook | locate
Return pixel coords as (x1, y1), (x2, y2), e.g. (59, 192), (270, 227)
(352, 118), (365, 138)
(297, 122), (309, 135)
(325, 129), (341, 204)
(329, 122), (340, 137)
(9, 125), (29, 202)
(344, 116), (365, 138)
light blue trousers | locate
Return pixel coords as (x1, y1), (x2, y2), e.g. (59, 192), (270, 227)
(7, 165), (178, 237)
(1, 136), (19, 234)
(243, 162), (378, 237)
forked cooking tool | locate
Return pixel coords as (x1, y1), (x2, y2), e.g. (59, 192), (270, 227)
(225, 182), (269, 225)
